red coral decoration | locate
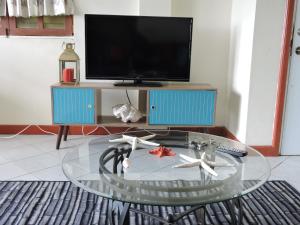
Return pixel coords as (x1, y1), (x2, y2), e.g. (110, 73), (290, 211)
(149, 146), (176, 157)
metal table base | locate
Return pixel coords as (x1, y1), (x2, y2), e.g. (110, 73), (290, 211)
(107, 197), (243, 225)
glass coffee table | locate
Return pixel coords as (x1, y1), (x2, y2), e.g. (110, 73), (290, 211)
(62, 130), (270, 225)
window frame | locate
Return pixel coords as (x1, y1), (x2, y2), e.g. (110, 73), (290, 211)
(0, 15), (73, 36)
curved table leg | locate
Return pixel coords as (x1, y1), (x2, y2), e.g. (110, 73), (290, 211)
(130, 205), (206, 225)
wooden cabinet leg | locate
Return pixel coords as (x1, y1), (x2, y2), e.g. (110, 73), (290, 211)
(56, 125), (65, 150)
(63, 126), (69, 141)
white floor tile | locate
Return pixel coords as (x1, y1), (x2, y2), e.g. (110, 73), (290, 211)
(0, 145), (43, 162)
(0, 137), (26, 150)
(282, 156), (300, 168)
(31, 165), (68, 181)
(30, 141), (58, 153)
(0, 135), (299, 192)
(48, 148), (75, 161)
(271, 157), (300, 175)
(0, 155), (9, 165)
(11, 153), (61, 174)
(17, 135), (57, 145)
(27, 136), (60, 153)
(9, 174), (39, 181)
(59, 136), (90, 150)
(0, 163), (29, 180)
(266, 156), (287, 169)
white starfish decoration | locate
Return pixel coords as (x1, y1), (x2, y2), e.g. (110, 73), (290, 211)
(109, 134), (159, 151)
(173, 152), (234, 176)
(109, 134), (160, 169)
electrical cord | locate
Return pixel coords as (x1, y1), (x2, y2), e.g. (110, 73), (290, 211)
(122, 80), (132, 105)
(0, 125), (32, 139)
(0, 84), (158, 140)
(0, 124), (115, 139)
(0, 125), (57, 139)
(0, 122), (142, 140)
(125, 89), (132, 105)
(36, 125), (57, 135)
(81, 125), (99, 136)
(124, 127), (134, 133)
(0, 124), (168, 140)
(81, 125), (112, 136)
(101, 126), (112, 135)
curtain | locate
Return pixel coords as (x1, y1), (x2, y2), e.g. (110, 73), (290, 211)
(0, 0), (6, 16)
(0, 0), (74, 17)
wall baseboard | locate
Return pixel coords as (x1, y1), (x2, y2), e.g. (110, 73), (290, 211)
(222, 127), (279, 156)
(0, 125), (129, 135)
(0, 125), (227, 136)
(251, 146), (279, 157)
(0, 125), (279, 156)
(222, 127), (239, 141)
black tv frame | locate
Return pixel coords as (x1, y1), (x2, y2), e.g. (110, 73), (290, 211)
(85, 14), (193, 86)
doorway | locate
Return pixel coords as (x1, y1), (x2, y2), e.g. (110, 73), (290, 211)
(281, 0), (300, 155)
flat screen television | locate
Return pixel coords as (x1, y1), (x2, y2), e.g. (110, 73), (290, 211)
(85, 14), (193, 86)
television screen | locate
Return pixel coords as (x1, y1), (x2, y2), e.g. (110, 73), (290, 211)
(85, 14), (193, 82)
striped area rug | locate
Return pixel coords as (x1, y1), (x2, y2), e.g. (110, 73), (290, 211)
(0, 181), (299, 225)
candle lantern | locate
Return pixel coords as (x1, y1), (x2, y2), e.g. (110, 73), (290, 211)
(59, 43), (80, 84)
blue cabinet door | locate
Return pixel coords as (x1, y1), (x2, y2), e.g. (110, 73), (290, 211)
(52, 88), (95, 124)
(149, 90), (216, 125)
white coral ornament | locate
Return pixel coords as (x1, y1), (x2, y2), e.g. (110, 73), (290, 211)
(112, 104), (142, 123)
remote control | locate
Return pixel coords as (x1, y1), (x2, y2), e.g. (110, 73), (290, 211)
(216, 145), (248, 157)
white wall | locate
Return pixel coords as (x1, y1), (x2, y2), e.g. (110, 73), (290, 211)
(226, 0), (257, 143)
(0, 0), (232, 125)
(0, 0), (287, 147)
(172, 0), (233, 126)
(0, 37), (73, 124)
(246, 0), (285, 145)
(226, 0), (286, 145)
(0, 0), (140, 124)
(140, 0), (171, 16)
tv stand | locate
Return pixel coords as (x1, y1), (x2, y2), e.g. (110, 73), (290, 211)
(51, 82), (217, 149)
(114, 80), (162, 87)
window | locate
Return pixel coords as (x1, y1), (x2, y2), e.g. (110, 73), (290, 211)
(0, 16), (73, 36)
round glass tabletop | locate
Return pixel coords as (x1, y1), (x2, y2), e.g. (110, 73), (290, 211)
(62, 130), (270, 206)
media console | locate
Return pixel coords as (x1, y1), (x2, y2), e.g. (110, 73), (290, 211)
(51, 82), (217, 149)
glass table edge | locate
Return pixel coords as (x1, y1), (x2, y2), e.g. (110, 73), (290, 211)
(62, 130), (272, 206)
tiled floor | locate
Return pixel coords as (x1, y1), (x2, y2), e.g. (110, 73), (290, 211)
(0, 135), (299, 191)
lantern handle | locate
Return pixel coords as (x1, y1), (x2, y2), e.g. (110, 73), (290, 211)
(61, 42), (76, 50)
